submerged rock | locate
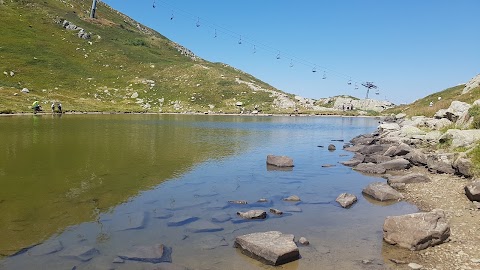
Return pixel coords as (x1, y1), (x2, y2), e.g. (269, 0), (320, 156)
(113, 212), (147, 231)
(167, 215), (198, 226)
(186, 220), (223, 233)
(383, 209), (450, 251)
(234, 231), (299, 266)
(60, 246), (99, 262)
(118, 244), (172, 263)
(29, 240), (63, 256)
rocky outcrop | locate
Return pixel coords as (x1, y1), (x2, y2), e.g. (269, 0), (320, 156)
(383, 209), (450, 251)
(59, 20), (91, 39)
(362, 182), (404, 201)
(461, 74), (480, 94)
(234, 231), (300, 266)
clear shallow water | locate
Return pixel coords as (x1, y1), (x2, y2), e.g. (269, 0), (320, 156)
(0, 114), (417, 270)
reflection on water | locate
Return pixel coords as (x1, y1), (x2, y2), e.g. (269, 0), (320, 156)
(0, 115), (417, 270)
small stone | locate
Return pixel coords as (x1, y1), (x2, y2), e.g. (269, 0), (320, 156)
(283, 195), (301, 202)
(327, 144), (336, 151)
(321, 164), (336, 168)
(257, 198), (268, 203)
(471, 258), (480, 263)
(390, 258), (407, 264)
(237, 210), (267, 219)
(228, 200), (248, 204)
(362, 259), (373, 264)
(298, 237), (309, 245)
(269, 208), (283, 215)
(408, 263), (423, 269)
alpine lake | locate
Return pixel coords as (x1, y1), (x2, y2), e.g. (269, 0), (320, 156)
(0, 114), (417, 270)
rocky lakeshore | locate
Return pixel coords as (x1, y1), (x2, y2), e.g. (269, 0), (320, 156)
(341, 99), (480, 270)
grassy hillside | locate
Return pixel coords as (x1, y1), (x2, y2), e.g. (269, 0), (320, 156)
(385, 84), (480, 117)
(0, 0), (294, 114)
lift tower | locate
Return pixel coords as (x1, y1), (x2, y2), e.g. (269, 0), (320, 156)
(362, 82), (377, 99)
(90, 0), (97, 19)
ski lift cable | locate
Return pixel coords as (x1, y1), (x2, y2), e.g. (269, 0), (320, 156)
(154, 0), (366, 84)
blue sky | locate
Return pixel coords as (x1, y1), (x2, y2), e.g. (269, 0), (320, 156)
(101, 0), (479, 104)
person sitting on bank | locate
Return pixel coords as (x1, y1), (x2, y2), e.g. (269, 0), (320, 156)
(32, 100), (41, 114)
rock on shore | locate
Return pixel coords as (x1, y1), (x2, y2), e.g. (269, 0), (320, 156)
(383, 209), (450, 251)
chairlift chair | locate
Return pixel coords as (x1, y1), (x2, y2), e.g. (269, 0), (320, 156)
(196, 18), (200, 27)
(276, 52), (281, 60)
(322, 71), (327, 79)
(312, 66), (317, 73)
(152, 0), (156, 8)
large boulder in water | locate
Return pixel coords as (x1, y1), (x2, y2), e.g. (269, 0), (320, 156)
(266, 155), (294, 167)
(335, 193), (357, 208)
(234, 231), (299, 266)
(383, 209), (450, 251)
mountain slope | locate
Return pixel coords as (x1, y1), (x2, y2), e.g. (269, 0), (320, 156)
(0, 0), (299, 113)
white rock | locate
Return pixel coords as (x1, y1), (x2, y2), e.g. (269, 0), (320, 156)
(130, 92), (139, 99)
(21, 88), (29, 93)
(408, 262), (423, 269)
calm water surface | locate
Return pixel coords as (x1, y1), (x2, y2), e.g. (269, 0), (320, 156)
(0, 114), (417, 270)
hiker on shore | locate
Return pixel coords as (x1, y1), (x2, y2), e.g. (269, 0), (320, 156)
(51, 102), (55, 113)
(58, 103), (62, 113)
(32, 101), (41, 114)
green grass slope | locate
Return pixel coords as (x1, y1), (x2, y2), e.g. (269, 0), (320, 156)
(385, 84), (480, 117)
(0, 0), (291, 114)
